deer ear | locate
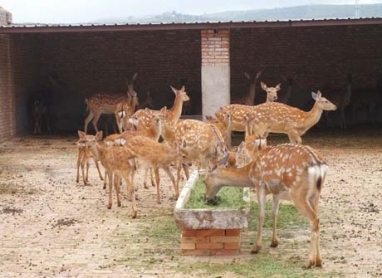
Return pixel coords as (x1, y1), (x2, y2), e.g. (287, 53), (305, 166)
(260, 82), (267, 90)
(275, 83), (281, 91)
(96, 131), (103, 140)
(311, 92), (318, 100)
(170, 86), (177, 94)
(181, 85), (186, 91)
(78, 130), (86, 138)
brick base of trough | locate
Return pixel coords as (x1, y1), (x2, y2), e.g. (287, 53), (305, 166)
(180, 228), (242, 255)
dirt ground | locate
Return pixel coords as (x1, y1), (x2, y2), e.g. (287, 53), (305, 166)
(0, 125), (382, 278)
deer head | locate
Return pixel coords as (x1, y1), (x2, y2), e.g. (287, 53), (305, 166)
(261, 82), (280, 102)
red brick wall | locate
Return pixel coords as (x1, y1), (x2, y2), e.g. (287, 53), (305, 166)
(201, 29), (229, 66)
(9, 30), (202, 134)
(2, 23), (382, 137)
(0, 34), (15, 141)
(230, 24), (382, 108)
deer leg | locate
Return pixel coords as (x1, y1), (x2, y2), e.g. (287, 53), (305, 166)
(76, 150), (81, 183)
(287, 130), (302, 144)
(143, 167), (150, 189)
(107, 172), (113, 209)
(291, 190), (322, 268)
(103, 170), (107, 189)
(123, 172), (137, 218)
(84, 111), (94, 134)
(270, 195), (281, 248)
(163, 166), (178, 199)
(94, 159), (104, 181)
(153, 167), (161, 204)
(181, 162), (190, 180)
(84, 160), (90, 184)
(91, 112), (102, 133)
(251, 184), (266, 254)
(114, 174), (122, 207)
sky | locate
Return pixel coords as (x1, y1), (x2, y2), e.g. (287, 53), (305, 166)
(1, 0), (382, 24)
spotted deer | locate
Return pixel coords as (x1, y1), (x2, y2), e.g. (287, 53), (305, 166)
(205, 141), (328, 268)
(205, 108), (233, 149)
(215, 80), (279, 136)
(174, 119), (229, 171)
(122, 135), (187, 204)
(76, 131), (104, 185)
(83, 131), (138, 218)
(260, 81), (281, 102)
(131, 85), (190, 130)
(105, 108), (165, 189)
(246, 91), (337, 144)
(231, 71), (262, 105)
(84, 73), (139, 134)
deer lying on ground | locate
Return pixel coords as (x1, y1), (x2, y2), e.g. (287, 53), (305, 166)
(84, 73), (139, 134)
(246, 91), (337, 144)
(83, 131), (138, 218)
(76, 131), (104, 185)
(205, 139), (328, 268)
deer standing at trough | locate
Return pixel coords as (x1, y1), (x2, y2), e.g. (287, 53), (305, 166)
(205, 139), (328, 268)
(246, 91), (337, 144)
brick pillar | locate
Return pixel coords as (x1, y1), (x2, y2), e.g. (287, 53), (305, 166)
(201, 29), (230, 119)
(0, 6), (12, 25)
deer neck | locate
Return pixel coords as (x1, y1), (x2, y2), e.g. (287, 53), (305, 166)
(305, 101), (324, 127)
(168, 94), (184, 122)
(245, 83), (256, 105)
(161, 123), (175, 143)
(208, 162), (254, 189)
(89, 142), (104, 162)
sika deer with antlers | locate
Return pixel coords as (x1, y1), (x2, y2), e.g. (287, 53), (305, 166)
(246, 91), (337, 144)
(231, 71), (262, 105)
(205, 139), (328, 268)
(84, 73), (139, 134)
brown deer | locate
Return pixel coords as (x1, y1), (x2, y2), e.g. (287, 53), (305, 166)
(105, 108), (165, 189)
(324, 73), (353, 129)
(131, 85), (189, 129)
(83, 131), (138, 218)
(231, 71), (262, 105)
(205, 108), (233, 149)
(205, 142), (328, 268)
(76, 131), (104, 185)
(84, 73), (139, 134)
(122, 135), (187, 204)
(174, 119), (229, 171)
(246, 91), (337, 144)
(260, 81), (281, 102)
(279, 74), (298, 105)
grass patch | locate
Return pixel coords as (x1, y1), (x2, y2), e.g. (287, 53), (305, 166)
(184, 178), (247, 209)
(175, 256), (332, 278)
(248, 201), (307, 230)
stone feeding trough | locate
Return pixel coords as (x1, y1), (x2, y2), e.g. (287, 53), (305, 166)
(173, 170), (251, 255)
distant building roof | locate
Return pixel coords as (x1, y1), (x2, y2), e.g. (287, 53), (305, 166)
(1, 17), (382, 34)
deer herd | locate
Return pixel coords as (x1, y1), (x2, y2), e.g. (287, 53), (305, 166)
(73, 71), (342, 268)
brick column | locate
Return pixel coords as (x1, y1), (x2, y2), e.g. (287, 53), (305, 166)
(201, 29), (230, 119)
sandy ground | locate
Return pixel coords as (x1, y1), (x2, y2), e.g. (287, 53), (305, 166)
(0, 125), (382, 278)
